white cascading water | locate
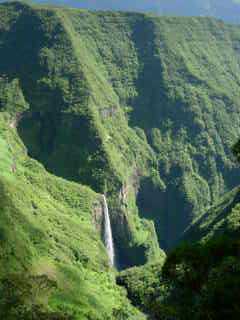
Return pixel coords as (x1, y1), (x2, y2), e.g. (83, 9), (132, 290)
(102, 195), (115, 267)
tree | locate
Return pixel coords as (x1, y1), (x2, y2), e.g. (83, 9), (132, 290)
(161, 236), (240, 320)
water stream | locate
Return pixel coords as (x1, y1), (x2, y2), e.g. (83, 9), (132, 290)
(102, 195), (115, 267)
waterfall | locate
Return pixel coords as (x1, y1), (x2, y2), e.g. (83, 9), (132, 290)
(102, 195), (115, 267)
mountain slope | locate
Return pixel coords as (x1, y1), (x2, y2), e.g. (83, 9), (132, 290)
(1, 1), (240, 257)
(1, 2), (240, 318)
(56, 8), (240, 249)
(0, 1), (163, 269)
(182, 186), (240, 243)
(0, 111), (147, 319)
(5, 0), (240, 23)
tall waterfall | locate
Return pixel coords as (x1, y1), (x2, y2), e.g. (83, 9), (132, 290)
(102, 195), (115, 266)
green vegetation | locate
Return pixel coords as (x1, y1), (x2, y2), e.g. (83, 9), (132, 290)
(0, 1), (162, 267)
(118, 235), (240, 319)
(51, 7), (240, 251)
(160, 236), (240, 320)
(117, 140), (240, 319)
(117, 261), (166, 316)
(182, 185), (240, 242)
(1, 1), (240, 318)
(1, 1), (240, 255)
(0, 273), (70, 320)
(4, 0), (240, 24)
(0, 101), (144, 318)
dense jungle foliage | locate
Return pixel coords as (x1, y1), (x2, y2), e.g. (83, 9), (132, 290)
(118, 234), (240, 319)
(117, 142), (240, 319)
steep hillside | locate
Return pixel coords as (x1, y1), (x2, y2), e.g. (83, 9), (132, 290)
(5, 0), (240, 24)
(52, 7), (240, 250)
(2, 2), (240, 318)
(182, 186), (240, 243)
(1, 1), (240, 260)
(117, 188), (240, 319)
(0, 88), (147, 318)
(0, 1), (163, 269)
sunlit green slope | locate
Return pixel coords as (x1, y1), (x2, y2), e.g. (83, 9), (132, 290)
(0, 111), (146, 319)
